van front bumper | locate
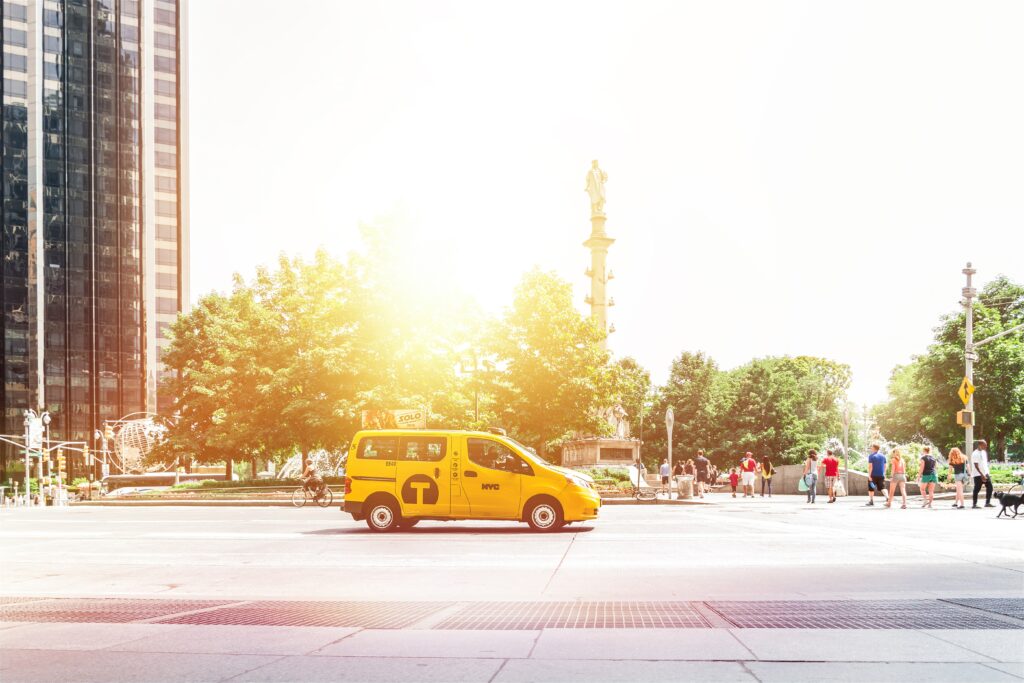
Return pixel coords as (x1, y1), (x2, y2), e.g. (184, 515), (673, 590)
(563, 490), (601, 521)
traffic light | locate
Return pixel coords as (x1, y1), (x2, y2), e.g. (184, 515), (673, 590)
(103, 424), (114, 441)
(83, 444), (91, 466)
(57, 449), (66, 475)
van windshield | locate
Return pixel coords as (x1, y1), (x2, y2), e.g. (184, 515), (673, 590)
(505, 437), (551, 465)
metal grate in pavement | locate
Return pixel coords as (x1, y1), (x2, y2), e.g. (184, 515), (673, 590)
(0, 598), (234, 624)
(0, 597), (45, 605)
(706, 600), (1022, 630)
(941, 598), (1024, 621)
(435, 601), (711, 630)
(155, 601), (447, 628)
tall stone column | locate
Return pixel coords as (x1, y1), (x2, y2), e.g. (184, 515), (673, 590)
(584, 214), (614, 349)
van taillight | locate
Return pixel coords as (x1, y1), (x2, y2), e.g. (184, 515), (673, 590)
(344, 477), (352, 495)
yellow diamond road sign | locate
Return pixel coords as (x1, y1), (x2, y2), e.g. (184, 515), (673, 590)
(958, 376), (975, 405)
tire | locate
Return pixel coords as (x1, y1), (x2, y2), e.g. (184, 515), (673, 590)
(365, 499), (400, 532)
(316, 487), (333, 508)
(291, 488), (307, 508)
(525, 498), (563, 532)
(396, 518), (420, 529)
(636, 488), (657, 502)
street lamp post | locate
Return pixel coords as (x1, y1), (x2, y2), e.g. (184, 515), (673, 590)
(842, 405), (850, 489)
(22, 411), (33, 506)
(40, 412), (50, 484)
(665, 407), (674, 499)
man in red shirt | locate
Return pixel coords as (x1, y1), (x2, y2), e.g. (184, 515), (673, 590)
(739, 452), (758, 498)
(821, 449), (840, 503)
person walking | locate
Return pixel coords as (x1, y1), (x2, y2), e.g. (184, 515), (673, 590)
(672, 459), (683, 492)
(885, 449), (908, 509)
(740, 452), (757, 498)
(695, 450), (710, 499)
(759, 455), (774, 497)
(802, 450), (819, 503)
(918, 446), (939, 508)
(866, 444), (886, 507)
(947, 447), (968, 509)
(971, 440), (994, 509)
(821, 449), (840, 503)
(728, 468), (739, 497)
(659, 459), (671, 496)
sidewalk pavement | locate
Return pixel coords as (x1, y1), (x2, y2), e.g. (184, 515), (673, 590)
(1, 621), (1021, 682)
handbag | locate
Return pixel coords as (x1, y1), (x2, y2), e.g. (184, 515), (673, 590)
(798, 476), (809, 492)
(833, 479), (847, 497)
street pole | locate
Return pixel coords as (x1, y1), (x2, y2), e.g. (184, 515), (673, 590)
(842, 405), (850, 489)
(665, 407), (674, 499)
(23, 412), (32, 506)
(962, 262), (976, 459)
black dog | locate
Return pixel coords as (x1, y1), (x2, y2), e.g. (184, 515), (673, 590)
(994, 491), (1022, 518)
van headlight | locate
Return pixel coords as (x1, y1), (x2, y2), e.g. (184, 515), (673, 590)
(565, 476), (593, 490)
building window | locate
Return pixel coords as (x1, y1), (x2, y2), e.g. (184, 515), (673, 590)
(4, 28), (28, 48)
(156, 297), (178, 314)
(5, 53), (28, 72)
(155, 176), (177, 193)
(155, 151), (176, 169)
(155, 32), (176, 50)
(3, 79), (27, 98)
(156, 223), (177, 240)
(155, 79), (176, 96)
(156, 248), (177, 266)
(4, 4), (28, 21)
(155, 8), (176, 27)
(156, 272), (177, 289)
(155, 56), (176, 74)
(155, 127), (176, 145)
(156, 200), (176, 217)
(155, 103), (176, 121)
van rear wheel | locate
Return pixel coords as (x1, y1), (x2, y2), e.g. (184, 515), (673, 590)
(526, 499), (563, 532)
(365, 500), (399, 532)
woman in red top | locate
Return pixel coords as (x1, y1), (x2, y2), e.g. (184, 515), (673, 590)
(820, 449), (840, 503)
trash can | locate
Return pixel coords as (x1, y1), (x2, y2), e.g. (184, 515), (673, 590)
(677, 475), (694, 499)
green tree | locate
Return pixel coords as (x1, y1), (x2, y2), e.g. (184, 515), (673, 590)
(875, 276), (1024, 458)
(645, 351), (721, 469)
(488, 269), (615, 458)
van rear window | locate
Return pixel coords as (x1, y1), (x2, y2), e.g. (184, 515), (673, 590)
(358, 437), (398, 459)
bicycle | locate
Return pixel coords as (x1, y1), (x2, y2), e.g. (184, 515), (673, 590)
(630, 473), (658, 501)
(292, 482), (333, 508)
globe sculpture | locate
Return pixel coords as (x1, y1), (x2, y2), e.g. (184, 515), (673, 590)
(112, 418), (167, 473)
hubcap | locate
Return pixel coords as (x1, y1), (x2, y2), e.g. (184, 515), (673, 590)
(371, 506), (393, 528)
(533, 505), (555, 528)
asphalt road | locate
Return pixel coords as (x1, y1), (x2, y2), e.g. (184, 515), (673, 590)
(1, 496), (1022, 682)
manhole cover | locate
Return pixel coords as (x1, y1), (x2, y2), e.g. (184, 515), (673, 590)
(155, 601), (446, 628)
(0, 598), (232, 623)
(436, 601), (710, 630)
(707, 600), (1022, 630)
(942, 598), (1024, 621)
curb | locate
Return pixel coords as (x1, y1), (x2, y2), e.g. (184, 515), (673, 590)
(72, 500), (305, 507)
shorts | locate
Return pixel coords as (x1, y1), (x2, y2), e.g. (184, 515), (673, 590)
(825, 475), (837, 489)
(661, 475), (669, 485)
(741, 472), (755, 486)
(696, 472), (709, 484)
(954, 472), (969, 483)
(891, 473), (906, 483)
(870, 476), (885, 492)
(921, 473), (938, 483)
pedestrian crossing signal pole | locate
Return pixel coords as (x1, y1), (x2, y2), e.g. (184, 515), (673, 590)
(665, 407), (674, 499)
(962, 262), (976, 458)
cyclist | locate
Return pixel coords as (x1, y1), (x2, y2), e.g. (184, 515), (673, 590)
(301, 459), (324, 497)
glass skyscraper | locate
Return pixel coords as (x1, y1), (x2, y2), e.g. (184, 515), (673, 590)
(1, 0), (188, 465)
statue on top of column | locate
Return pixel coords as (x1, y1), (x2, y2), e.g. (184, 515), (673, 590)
(585, 160), (607, 217)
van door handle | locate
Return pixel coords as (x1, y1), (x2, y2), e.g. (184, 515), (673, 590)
(434, 467), (440, 478)
(464, 470), (478, 478)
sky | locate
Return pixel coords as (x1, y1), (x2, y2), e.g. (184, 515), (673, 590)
(188, 0), (1023, 406)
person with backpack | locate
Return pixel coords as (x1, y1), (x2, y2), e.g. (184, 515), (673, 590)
(802, 450), (819, 504)
(759, 455), (774, 497)
(918, 445), (939, 509)
(739, 452), (758, 498)
(820, 449), (840, 503)
(866, 444), (886, 507)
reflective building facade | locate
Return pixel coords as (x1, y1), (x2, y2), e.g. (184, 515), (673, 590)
(1, 0), (188, 453)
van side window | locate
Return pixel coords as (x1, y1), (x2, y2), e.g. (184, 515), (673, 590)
(399, 437), (446, 462)
(467, 438), (533, 475)
(358, 437), (397, 460)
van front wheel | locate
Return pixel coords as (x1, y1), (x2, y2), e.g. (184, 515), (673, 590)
(526, 499), (563, 532)
(366, 500), (399, 532)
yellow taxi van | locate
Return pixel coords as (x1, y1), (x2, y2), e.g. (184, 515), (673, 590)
(342, 429), (600, 532)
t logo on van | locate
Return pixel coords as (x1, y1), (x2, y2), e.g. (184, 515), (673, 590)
(402, 475), (439, 505)
(481, 483), (500, 491)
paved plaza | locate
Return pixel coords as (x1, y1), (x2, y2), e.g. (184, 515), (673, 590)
(0, 496), (1022, 682)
